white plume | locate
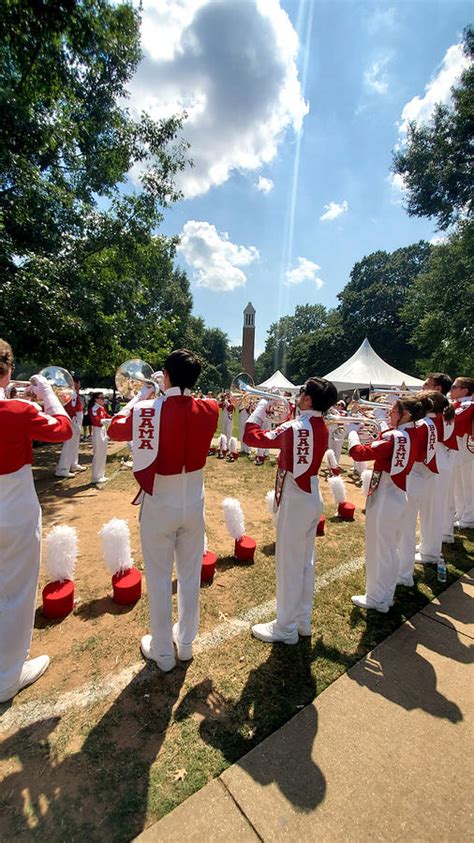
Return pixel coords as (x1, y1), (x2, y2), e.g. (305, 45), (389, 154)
(361, 469), (372, 499)
(219, 433), (228, 452)
(325, 449), (338, 469)
(98, 518), (132, 575)
(265, 490), (278, 528)
(45, 525), (78, 582)
(265, 490), (275, 513)
(328, 475), (347, 505)
(229, 436), (237, 453)
(204, 532), (208, 553)
(223, 497), (245, 540)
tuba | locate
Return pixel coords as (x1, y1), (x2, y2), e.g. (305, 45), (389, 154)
(229, 373), (291, 424)
(8, 366), (74, 405)
(115, 359), (160, 400)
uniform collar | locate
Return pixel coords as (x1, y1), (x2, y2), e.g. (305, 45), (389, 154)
(299, 409), (322, 418)
(164, 386), (192, 397)
(398, 421), (414, 432)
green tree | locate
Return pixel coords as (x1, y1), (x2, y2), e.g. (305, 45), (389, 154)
(393, 26), (473, 230)
(337, 242), (432, 372)
(403, 223), (474, 375)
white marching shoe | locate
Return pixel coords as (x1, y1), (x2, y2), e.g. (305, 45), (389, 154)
(55, 470), (74, 478)
(251, 620), (298, 645)
(0, 655), (50, 703)
(414, 552), (438, 565)
(71, 464), (86, 472)
(140, 635), (176, 673)
(351, 594), (390, 614)
(93, 476), (109, 485)
(297, 623), (312, 637)
(172, 623), (193, 661)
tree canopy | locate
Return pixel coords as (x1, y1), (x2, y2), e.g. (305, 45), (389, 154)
(393, 26), (473, 230)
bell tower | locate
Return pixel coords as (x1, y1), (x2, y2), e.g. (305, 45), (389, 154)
(241, 302), (256, 377)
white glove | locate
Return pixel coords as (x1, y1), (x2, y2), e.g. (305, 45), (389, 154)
(30, 375), (67, 417)
(152, 370), (165, 392)
(348, 429), (361, 450)
(247, 398), (269, 426)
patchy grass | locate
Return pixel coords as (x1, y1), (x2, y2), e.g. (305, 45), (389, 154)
(1, 447), (473, 841)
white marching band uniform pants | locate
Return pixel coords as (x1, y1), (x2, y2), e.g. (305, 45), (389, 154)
(275, 474), (323, 635)
(57, 415), (82, 472)
(364, 472), (408, 606)
(328, 427), (345, 462)
(238, 410), (250, 454)
(140, 470), (205, 658)
(91, 425), (108, 482)
(0, 466), (41, 695)
(398, 463), (432, 581)
(419, 446), (453, 562)
(221, 412), (233, 441)
(454, 438), (474, 527)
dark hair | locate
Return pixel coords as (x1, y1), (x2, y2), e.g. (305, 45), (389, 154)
(416, 393), (434, 415)
(0, 338), (14, 377)
(422, 390), (455, 422)
(426, 372), (452, 395)
(164, 349), (201, 391)
(396, 397), (425, 423)
(453, 376), (474, 395)
(304, 377), (338, 412)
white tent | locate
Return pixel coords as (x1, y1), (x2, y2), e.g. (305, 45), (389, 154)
(324, 338), (424, 391)
(257, 369), (297, 392)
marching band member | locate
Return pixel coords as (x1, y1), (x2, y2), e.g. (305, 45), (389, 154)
(397, 394), (437, 586)
(451, 377), (474, 529)
(0, 339), (72, 702)
(90, 392), (111, 485)
(328, 400), (347, 463)
(243, 377), (337, 644)
(219, 391), (234, 441)
(416, 392), (457, 564)
(422, 372), (453, 395)
(255, 407), (272, 466)
(55, 373), (85, 478)
(348, 397), (424, 613)
(108, 349), (219, 672)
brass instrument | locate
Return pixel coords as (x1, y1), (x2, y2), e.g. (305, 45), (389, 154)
(115, 359), (160, 399)
(8, 366), (74, 405)
(229, 373), (291, 424)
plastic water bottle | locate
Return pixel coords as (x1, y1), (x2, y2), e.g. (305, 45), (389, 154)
(437, 557), (447, 583)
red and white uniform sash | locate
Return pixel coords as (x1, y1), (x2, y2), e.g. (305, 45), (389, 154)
(420, 417), (438, 472)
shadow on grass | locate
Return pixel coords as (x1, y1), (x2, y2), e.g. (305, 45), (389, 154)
(174, 639), (326, 812)
(0, 663), (190, 841)
(215, 554), (255, 574)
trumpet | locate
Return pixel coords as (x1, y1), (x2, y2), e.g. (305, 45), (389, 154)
(7, 366), (74, 405)
(229, 373), (291, 424)
(115, 359), (162, 399)
(325, 414), (381, 442)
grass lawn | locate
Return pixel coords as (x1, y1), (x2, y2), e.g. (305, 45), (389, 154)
(1, 447), (472, 841)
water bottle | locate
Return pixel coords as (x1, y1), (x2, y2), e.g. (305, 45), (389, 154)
(437, 557), (447, 583)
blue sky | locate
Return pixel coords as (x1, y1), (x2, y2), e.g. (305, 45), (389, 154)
(129, 0), (472, 355)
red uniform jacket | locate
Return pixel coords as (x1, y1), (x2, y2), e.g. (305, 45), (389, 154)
(244, 412), (328, 493)
(108, 391), (219, 495)
(65, 392), (83, 420)
(0, 399), (72, 475)
(349, 424), (418, 491)
(414, 417), (438, 473)
(454, 398), (474, 438)
(90, 404), (111, 427)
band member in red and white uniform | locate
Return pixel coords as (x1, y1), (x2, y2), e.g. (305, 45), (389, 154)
(55, 373), (85, 478)
(0, 339), (72, 702)
(108, 349), (219, 671)
(219, 391), (234, 441)
(90, 392), (111, 485)
(450, 377), (474, 529)
(397, 394), (438, 585)
(415, 392), (457, 565)
(244, 377), (337, 644)
(348, 397), (424, 613)
(328, 399), (347, 463)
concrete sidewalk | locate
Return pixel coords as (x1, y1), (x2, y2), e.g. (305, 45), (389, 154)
(138, 570), (474, 842)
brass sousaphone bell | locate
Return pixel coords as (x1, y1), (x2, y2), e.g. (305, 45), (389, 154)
(8, 366), (75, 405)
(115, 359), (161, 400)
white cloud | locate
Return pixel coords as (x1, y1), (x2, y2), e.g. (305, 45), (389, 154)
(430, 234), (449, 246)
(386, 171), (406, 204)
(130, 0), (309, 197)
(178, 220), (259, 291)
(397, 41), (469, 142)
(256, 176), (274, 193)
(285, 257), (323, 288)
(364, 61), (389, 95)
(320, 200), (348, 222)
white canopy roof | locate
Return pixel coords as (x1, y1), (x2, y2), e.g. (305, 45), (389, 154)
(257, 370), (297, 392)
(324, 338), (424, 391)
